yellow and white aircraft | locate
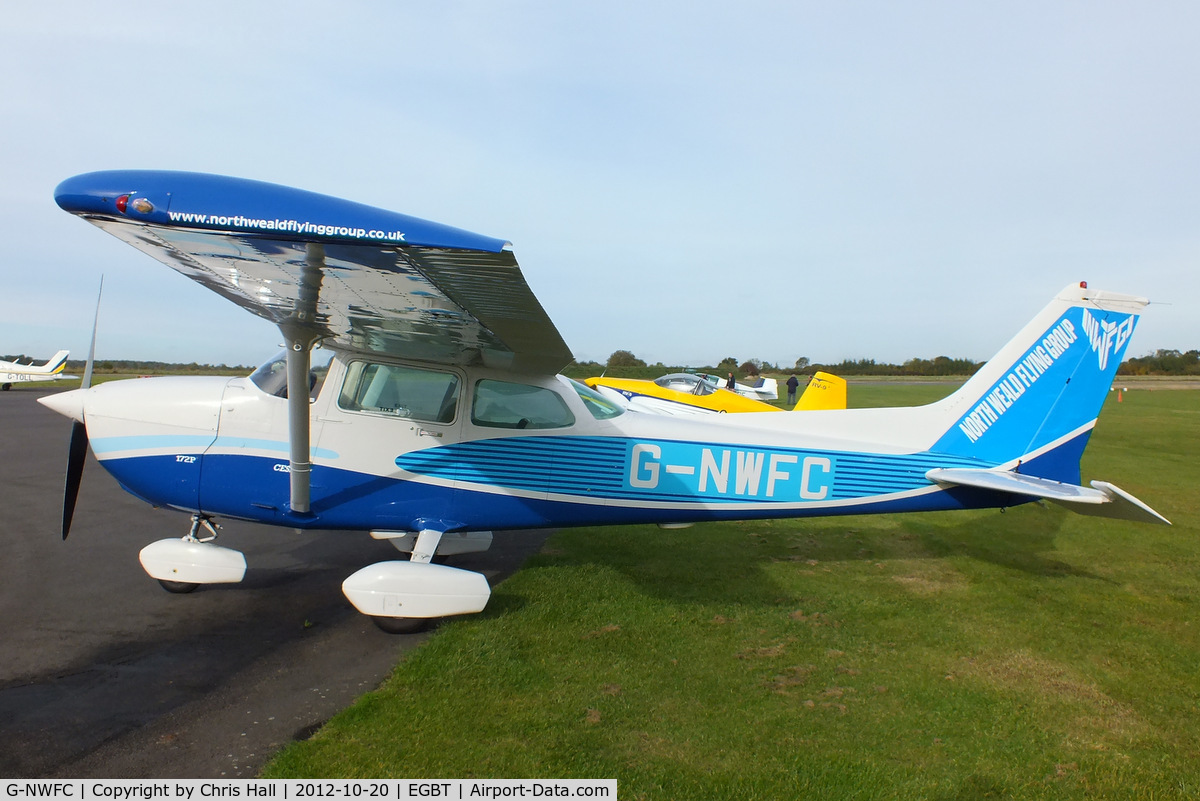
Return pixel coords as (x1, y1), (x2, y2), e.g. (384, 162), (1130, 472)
(586, 371), (847, 416)
(2, 350), (70, 391)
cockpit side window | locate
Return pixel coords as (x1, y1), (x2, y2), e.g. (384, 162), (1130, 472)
(338, 361), (460, 423)
(471, 379), (575, 429)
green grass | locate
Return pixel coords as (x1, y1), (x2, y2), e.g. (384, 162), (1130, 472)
(263, 389), (1200, 799)
(841, 380), (961, 408)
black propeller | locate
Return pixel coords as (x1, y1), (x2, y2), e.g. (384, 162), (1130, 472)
(62, 278), (102, 540)
(63, 420), (88, 538)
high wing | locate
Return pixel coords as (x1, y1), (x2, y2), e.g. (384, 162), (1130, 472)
(55, 171), (573, 374)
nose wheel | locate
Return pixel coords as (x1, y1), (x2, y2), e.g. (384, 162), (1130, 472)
(158, 579), (199, 594)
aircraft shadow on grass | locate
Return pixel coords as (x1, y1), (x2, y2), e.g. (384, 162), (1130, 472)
(505, 505), (1114, 616)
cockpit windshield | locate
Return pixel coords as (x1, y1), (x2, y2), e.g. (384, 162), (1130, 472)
(249, 349), (331, 399)
(567, 378), (624, 420)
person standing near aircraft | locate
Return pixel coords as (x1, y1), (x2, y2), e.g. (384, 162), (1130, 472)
(786, 374), (800, 405)
(725, 372), (735, 389)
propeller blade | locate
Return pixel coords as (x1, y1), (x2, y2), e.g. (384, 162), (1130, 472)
(82, 276), (102, 390)
(63, 421), (88, 539)
(61, 278), (102, 540)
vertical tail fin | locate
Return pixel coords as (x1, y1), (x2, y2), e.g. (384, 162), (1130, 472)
(929, 284), (1147, 482)
(793, 371), (847, 411)
(47, 350), (70, 374)
(29, 350), (70, 374)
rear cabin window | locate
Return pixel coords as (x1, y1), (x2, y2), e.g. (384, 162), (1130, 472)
(338, 361), (460, 423)
(471, 379), (575, 429)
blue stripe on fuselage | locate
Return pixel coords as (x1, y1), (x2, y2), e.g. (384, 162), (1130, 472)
(99, 448), (1031, 531)
(90, 434), (338, 459)
(396, 436), (990, 505)
(94, 433), (1029, 530)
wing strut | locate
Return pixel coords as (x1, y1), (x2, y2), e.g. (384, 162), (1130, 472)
(280, 244), (327, 515)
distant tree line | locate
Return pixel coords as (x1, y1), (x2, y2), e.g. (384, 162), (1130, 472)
(562, 351), (986, 379)
(811, 356), (984, 377)
(61, 358), (253, 374)
(1117, 349), (1200, 376)
(566, 348), (1200, 379)
(8, 349), (1198, 378)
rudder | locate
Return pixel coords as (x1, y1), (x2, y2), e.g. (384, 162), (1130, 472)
(929, 283), (1147, 481)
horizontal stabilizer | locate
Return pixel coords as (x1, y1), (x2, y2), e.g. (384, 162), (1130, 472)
(1083, 481), (1173, 525)
(927, 468), (1171, 525)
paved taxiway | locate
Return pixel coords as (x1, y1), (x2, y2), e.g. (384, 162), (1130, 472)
(0, 388), (550, 778)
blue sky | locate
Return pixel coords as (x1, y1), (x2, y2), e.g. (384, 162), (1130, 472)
(2, 2), (1197, 368)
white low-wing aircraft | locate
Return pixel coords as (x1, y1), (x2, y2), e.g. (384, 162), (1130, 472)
(2, 350), (70, 390)
(42, 171), (1169, 633)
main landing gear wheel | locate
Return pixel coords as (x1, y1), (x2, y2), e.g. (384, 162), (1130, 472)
(371, 616), (430, 635)
(157, 578), (199, 594)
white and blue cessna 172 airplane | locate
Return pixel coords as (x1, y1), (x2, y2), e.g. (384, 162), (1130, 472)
(42, 170), (1169, 632)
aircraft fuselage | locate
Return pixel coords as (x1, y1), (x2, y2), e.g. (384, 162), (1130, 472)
(54, 351), (1018, 535)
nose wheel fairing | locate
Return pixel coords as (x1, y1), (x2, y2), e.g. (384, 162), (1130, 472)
(139, 538), (248, 586)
